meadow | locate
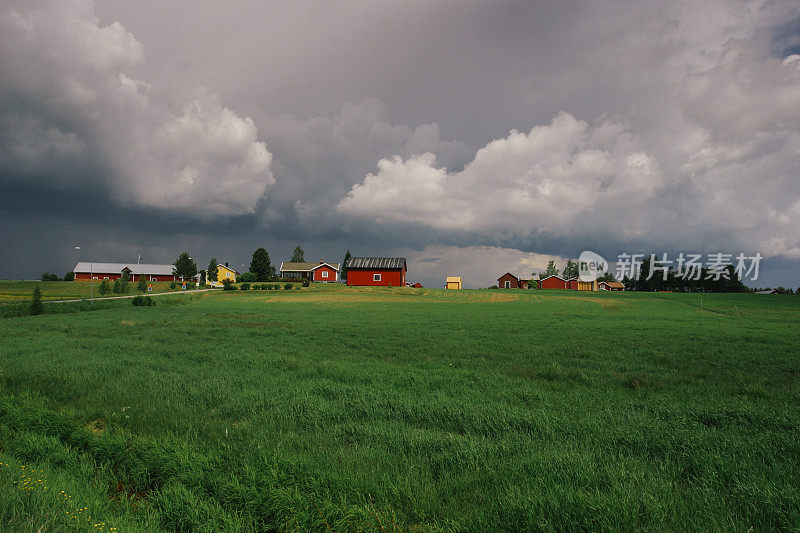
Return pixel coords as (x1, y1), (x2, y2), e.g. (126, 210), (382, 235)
(0, 285), (798, 531)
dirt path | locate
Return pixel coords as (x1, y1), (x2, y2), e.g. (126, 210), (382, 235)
(45, 289), (216, 303)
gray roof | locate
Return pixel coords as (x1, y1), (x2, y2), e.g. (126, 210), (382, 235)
(346, 257), (407, 270)
(73, 262), (175, 276)
(280, 261), (340, 272)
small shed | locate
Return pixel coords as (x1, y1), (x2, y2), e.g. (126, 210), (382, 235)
(445, 276), (462, 289)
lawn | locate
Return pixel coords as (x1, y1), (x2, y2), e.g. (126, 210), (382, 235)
(0, 281), (189, 303)
(1, 286), (798, 531)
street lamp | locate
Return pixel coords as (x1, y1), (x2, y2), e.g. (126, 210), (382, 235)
(74, 246), (92, 303)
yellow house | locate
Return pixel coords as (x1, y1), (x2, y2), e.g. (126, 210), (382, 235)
(576, 279), (597, 291)
(208, 264), (237, 287)
(445, 276), (462, 289)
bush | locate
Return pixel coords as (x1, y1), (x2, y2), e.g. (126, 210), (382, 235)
(30, 284), (44, 315)
(63, 271), (75, 282)
(284, 283), (292, 290)
(223, 283), (237, 291)
(240, 283), (251, 291)
(240, 272), (257, 283)
(132, 295), (154, 306)
(137, 277), (148, 293)
(41, 272), (60, 281)
(99, 280), (111, 295)
(169, 281), (178, 290)
(301, 279), (310, 287)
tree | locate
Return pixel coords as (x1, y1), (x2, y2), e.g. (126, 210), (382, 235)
(41, 272), (60, 281)
(30, 284), (43, 315)
(64, 271), (75, 282)
(207, 258), (218, 282)
(562, 260), (578, 280)
(597, 272), (616, 283)
(250, 248), (274, 281)
(119, 271), (130, 293)
(174, 252), (197, 280)
(112, 278), (122, 294)
(137, 276), (148, 293)
(99, 280), (110, 295)
(541, 260), (558, 278)
(291, 245), (305, 262)
(240, 272), (257, 282)
(341, 250), (352, 281)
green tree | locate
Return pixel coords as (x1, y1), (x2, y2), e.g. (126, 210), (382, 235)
(99, 280), (110, 295)
(341, 250), (352, 280)
(119, 271), (130, 293)
(207, 258), (218, 282)
(562, 260), (578, 279)
(137, 276), (148, 293)
(541, 260), (558, 278)
(30, 284), (44, 315)
(597, 271), (616, 283)
(63, 271), (75, 281)
(291, 245), (305, 262)
(41, 272), (60, 281)
(250, 248), (274, 281)
(174, 252), (198, 280)
(112, 278), (122, 294)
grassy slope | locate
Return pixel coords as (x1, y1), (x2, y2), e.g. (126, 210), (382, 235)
(0, 281), (187, 303)
(0, 287), (799, 531)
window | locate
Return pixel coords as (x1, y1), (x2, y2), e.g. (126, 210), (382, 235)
(104, 277), (109, 280)
(226, 272), (231, 278)
(321, 270), (328, 278)
(373, 273), (381, 282)
(92, 276), (98, 280)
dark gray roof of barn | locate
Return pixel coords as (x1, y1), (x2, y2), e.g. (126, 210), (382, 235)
(346, 257), (407, 270)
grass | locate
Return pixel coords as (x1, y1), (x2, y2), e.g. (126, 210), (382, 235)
(1, 286), (799, 530)
(0, 281), (190, 303)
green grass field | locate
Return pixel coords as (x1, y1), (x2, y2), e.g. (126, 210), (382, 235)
(1, 286), (799, 531)
(0, 281), (187, 303)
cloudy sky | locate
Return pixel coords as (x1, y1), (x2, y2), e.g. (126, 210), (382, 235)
(2, 0), (800, 288)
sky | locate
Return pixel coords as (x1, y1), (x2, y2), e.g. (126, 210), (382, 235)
(2, 0), (800, 289)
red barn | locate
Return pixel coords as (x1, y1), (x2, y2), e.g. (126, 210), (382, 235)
(566, 278), (578, 290)
(72, 262), (176, 282)
(497, 273), (528, 289)
(539, 275), (567, 289)
(311, 262), (339, 282)
(345, 257), (406, 286)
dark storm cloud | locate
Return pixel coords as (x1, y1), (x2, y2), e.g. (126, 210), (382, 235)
(2, 0), (800, 289)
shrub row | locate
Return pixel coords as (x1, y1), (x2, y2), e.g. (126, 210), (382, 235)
(222, 283), (302, 291)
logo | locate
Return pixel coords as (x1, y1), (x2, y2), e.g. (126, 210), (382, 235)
(578, 250), (608, 282)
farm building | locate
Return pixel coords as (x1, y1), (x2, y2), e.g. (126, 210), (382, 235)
(345, 257), (406, 287)
(72, 262), (176, 282)
(446, 277), (462, 289)
(599, 281), (625, 291)
(207, 263), (238, 287)
(279, 261), (340, 282)
(497, 273), (529, 289)
(539, 275), (567, 289)
(411, 282), (423, 288)
(566, 278), (598, 291)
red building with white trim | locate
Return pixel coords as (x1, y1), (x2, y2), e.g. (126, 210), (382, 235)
(539, 275), (567, 289)
(72, 262), (177, 281)
(345, 257), (406, 286)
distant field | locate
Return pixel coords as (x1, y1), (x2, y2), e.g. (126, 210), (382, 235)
(1, 286), (799, 530)
(0, 280), (184, 302)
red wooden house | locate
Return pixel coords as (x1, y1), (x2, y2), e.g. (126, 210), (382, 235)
(72, 262), (176, 282)
(497, 273), (528, 289)
(345, 257), (406, 286)
(598, 281), (625, 291)
(539, 275), (567, 289)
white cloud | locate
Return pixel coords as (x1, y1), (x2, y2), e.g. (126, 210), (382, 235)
(338, 112), (662, 237)
(0, 0), (273, 217)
